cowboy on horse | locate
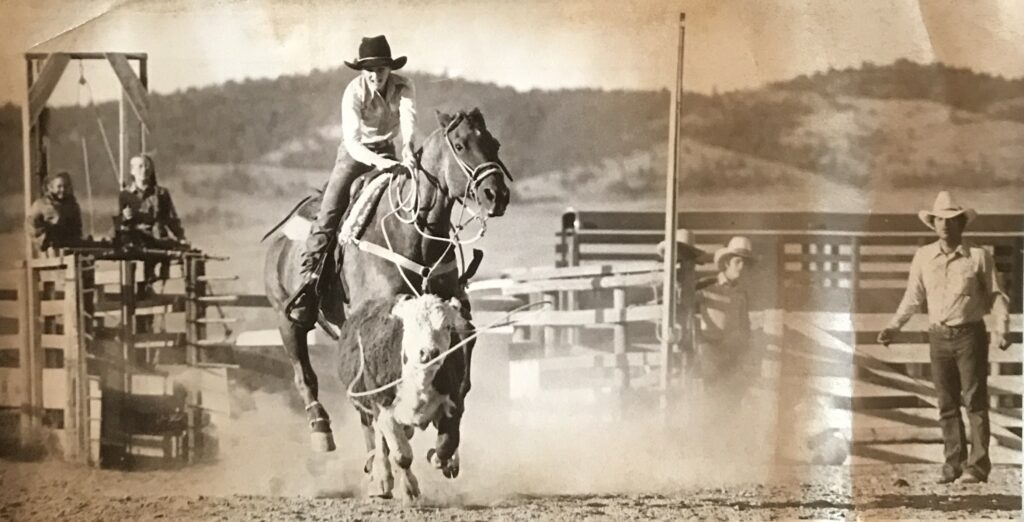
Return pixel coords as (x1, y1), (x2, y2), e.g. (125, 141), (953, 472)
(289, 35), (418, 327)
(264, 34), (512, 492)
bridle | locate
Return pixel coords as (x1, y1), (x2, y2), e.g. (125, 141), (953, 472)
(442, 112), (513, 201)
(361, 111), (514, 296)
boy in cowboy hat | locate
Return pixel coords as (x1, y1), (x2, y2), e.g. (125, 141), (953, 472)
(879, 191), (1009, 484)
(291, 35), (417, 325)
(695, 236), (759, 407)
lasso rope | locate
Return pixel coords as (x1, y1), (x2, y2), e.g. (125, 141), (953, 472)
(346, 300), (553, 407)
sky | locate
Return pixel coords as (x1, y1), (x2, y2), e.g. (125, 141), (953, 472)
(1, 0), (1023, 106)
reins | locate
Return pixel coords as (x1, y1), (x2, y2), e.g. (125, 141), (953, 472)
(359, 111), (511, 296)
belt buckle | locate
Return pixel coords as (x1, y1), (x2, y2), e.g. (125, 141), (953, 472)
(933, 323), (953, 338)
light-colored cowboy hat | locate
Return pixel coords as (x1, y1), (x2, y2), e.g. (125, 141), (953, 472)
(714, 236), (758, 270)
(656, 229), (710, 262)
(918, 191), (977, 230)
(345, 35), (407, 71)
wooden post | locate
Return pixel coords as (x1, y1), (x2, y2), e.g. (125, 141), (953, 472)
(659, 13), (686, 404)
(139, 56), (148, 153)
(21, 57), (39, 441)
(120, 260), (135, 391)
(118, 92), (126, 186)
(63, 255), (84, 463)
(850, 236), (860, 314)
(612, 288), (630, 396)
(542, 291), (558, 356)
(185, 257), (198, 365)
(1013, 237), (1023, 313)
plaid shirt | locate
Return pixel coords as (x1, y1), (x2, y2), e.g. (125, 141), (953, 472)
(696, 272), (751, 344)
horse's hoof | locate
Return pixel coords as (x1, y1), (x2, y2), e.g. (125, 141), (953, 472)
(426, 448), (460, 479)
(310, 431), (336, 452)
(365, 477), (394, 499)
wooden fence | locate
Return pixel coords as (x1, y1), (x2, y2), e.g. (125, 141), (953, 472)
(467, 210), (1024, 462)
(0, 250), (241, 467)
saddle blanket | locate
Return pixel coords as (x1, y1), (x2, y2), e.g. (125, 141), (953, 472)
(281, 173), (394, 243)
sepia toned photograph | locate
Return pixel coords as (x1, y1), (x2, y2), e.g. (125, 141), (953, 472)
(0, 0), (1021, 519)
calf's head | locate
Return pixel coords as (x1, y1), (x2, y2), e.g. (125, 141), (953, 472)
(391, 294), (466, 375)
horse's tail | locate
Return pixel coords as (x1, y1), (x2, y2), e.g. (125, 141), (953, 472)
(261, 194), (313, 242)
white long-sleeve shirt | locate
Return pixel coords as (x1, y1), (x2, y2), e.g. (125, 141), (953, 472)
(887, 240), (1009, 332)
(340, 72), (416, 168)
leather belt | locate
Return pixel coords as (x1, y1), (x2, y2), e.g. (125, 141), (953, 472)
(929, 321), (983, 339)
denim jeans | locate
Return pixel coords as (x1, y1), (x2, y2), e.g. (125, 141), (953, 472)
(301, 141), (395, 277)
(928, 321), (990, 480)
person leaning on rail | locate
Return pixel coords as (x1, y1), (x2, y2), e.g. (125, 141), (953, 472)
(878, 191), (1011, 485)
(289, 34), (418, 327)
(27, 171), (84, 257)
(116, 153), (189, 291)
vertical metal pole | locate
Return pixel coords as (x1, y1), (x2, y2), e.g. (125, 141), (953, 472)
(659, 13), (686, 400)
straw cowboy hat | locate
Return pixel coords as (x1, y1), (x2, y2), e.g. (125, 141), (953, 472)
(714, 236), (758, 270)
(345, 35), (407, 71)
(656, 229), (710, 262)
(918, 190), (977, 230)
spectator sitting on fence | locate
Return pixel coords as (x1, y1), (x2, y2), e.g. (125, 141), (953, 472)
(27, 171), (83, 256)
(116, 154), (189, 290)
(695, 236), (759, 408)
(878, 190), (1010, 485)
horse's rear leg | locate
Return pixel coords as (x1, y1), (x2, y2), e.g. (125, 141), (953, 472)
(279, 316), (335, 452)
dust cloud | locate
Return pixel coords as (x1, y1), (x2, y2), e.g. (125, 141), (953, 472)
(205, 338), (849, 504)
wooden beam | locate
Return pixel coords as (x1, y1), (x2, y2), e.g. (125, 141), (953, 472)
(27, 53), (70, 124)
(27, 52), (147, 61)
(106, 53), (151, 132)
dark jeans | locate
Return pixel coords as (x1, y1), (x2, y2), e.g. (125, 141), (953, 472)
(302, 141), (395, 276)
(929, 321), (990, 480)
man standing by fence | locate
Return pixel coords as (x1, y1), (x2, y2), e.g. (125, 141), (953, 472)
(878, 191), (1010, 484)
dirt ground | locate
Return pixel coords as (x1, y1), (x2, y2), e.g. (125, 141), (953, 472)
(0, 459), (1019, 521)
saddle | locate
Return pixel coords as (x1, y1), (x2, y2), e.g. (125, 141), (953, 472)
(264, 171), (393, 245)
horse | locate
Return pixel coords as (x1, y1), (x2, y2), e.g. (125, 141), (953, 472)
(336, 293), (469, 499)
(263, 108), (512, 483)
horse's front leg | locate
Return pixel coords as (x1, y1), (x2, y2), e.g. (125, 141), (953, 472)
(378, 408), (420, 501)
(428, 394), (463, 479)
(278, 316), (334, 452)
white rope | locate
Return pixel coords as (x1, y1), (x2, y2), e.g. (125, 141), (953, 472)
(77, 60), (119, 186)
(347, 300), (553, 400)
(80, 138), (96, 237)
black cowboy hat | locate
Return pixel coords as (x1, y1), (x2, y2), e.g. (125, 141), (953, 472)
(344, 35), (407, 71)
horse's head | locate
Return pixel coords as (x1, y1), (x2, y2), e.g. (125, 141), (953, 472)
(391, 294), (466, 374)
(436, 108), (512, 217)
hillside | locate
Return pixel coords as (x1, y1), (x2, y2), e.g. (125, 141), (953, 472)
(1, 59), (1022, 233)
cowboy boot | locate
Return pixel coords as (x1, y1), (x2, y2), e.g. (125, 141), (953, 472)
(286, 228), (332, 326)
